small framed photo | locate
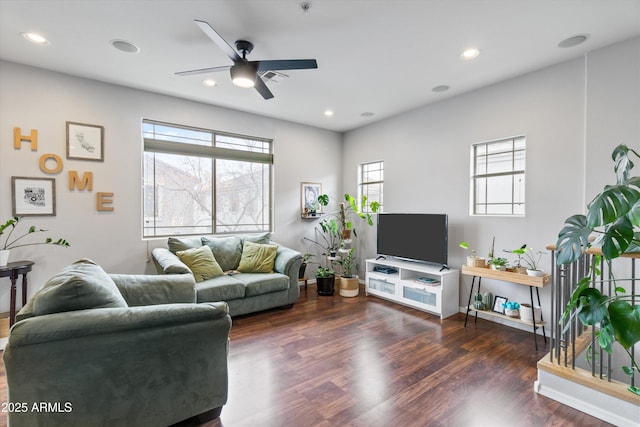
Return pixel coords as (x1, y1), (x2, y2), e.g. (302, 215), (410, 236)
(301, 182), (322, 216)
(493, 296), (508, 314)
(66, 121), (104, 161)
(12, 177), (56, 216)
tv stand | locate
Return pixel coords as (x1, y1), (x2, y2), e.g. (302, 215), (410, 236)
(365, 258), (459, 319)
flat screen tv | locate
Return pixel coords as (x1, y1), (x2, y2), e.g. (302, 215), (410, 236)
(377, 213), (448, 267)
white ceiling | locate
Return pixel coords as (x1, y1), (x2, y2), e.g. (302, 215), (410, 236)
(1, 0), (639, 132)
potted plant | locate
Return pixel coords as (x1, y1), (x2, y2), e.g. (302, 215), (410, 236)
(0, 216), (70, 266)
(337, 248), (360, 297)
(314, 192), (380, 297)
(459, 241), (486, 267)
(523, 249), (546, 276)
(298, 253), (314, 280)
(504, 244), (528, 273)
(488, 257), (508, 271)
(557, 144), (639, 395)
(315, 266), (336, 296)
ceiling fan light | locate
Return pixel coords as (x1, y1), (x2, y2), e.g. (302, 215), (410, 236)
(230, 64), (257, 88)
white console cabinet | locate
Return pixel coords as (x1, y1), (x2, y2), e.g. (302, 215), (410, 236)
(365, 258), (459, 319)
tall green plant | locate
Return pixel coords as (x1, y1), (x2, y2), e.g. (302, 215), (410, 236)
(556, 144), (640, 395)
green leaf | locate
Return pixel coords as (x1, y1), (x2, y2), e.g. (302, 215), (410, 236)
(597, 323), (615, 353)
(317, 194), (329, 206)
(621, 366), (635, 377)
(608, 300), (640, 350)
(587, 185), (640, 228)
(556, 214), (591, 264)
(576, 288), (609, 326)
(601, 216), (635, 259)
(28, 225), (36, 233)
(612, 144), (633, 184)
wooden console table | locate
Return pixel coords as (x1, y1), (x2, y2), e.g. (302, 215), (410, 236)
(0, 260), (34, 327)
(462, 265), (551, 350)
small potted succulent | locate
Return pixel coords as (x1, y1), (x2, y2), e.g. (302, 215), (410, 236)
(488, 257), (509, 271)
(504, 244), (528, 274)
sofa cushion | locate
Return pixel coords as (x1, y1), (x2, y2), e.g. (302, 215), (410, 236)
(196, 275), (246, 302)
(32, 259), (128, 316)
(237, 241), (278, 273)
(233, 273), (290, 297)
(176, 246), (224, 283)
(201, 236), (243, 271)
(167, 236), (203, 254)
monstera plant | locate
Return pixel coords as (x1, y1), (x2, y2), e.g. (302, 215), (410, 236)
(556, 144), (640, 395)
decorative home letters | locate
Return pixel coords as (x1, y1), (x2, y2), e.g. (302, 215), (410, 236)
(13, 127), (38, 150)
(39, 153), (63, 174)
(11, 124), (115, 212)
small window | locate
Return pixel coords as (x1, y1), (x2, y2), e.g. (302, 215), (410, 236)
(470, 136), (525, 216)
(359, 161), (384, 213)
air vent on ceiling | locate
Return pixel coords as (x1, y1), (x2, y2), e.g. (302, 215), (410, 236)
(259, 70), (289, 83)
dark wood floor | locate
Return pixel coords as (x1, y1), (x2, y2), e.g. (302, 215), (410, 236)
(1, 284), (613, 427)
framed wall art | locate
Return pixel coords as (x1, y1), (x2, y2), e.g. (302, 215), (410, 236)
(11, 177), (56, 216)
(492, 295), (508, 314)
(300, 182), (322, 216)
(66, 121), (104, 161)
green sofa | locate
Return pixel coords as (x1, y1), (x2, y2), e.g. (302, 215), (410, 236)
(3, 259), (231, 427)
(151, 233), (303, 316)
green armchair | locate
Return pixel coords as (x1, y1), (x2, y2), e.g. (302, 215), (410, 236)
(3, 259), (231, 427)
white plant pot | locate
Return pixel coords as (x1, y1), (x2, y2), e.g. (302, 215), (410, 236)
(490, 264), (506, 271)
(526, 269), (544, 277)
(520, 303), (542, 323)
(0, 249), (10, 267)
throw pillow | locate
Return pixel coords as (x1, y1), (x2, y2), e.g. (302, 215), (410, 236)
(167, 236), (203, 254)
(201, 236), (243, 271)
(176, 246), (224, 282)
(32, 258), (128, 316)
(237, 241), (278, 273)
(242, 232), (272, 244)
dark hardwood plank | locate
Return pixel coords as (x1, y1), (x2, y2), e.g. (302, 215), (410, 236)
(0, 285), (613, 427)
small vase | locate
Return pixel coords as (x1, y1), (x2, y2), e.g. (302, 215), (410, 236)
(526, 269), (544, 277)
(0, 249), (10, 266)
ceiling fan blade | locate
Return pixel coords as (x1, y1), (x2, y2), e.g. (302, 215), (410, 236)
(194, 19), (241, 63)
(175, 65), (232, 76)
(255, 59), (318, 72)
(254, 77), (274, 100)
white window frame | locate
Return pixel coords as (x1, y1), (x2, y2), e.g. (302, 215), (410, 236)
(470, 135), (525, 216)
(358, 160), (384, 213)
(142, 119), (273, 238)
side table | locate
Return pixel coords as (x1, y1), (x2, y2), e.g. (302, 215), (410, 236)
(0, 260), (34, 327)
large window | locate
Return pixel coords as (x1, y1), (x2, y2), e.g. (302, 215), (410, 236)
(143, 120), (273, 237)
(470, 136), (525, 216)
(359, 160), (384, 213)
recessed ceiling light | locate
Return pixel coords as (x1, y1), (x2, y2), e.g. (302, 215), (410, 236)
(432, 85), (450, 93)
(324, 110), (334, 117)
(361, 112), (374, 117)
(111, 39), (140, 53)
(558, 34), (590, 48)
(22, 32), (49, 45)
(460, 48), (480, 60)
(202, 79), (218, 87)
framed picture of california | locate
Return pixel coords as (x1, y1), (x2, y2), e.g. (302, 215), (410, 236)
(66, 121), (104, 161)
(11, 177), (56, 216)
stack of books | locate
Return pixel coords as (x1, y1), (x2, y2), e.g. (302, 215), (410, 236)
(414, 276), (440, 286)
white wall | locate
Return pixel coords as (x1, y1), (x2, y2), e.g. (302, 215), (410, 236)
(0, 60), (342, 310)
(343, 36), (640, 328)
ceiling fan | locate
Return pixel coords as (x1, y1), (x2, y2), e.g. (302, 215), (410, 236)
(176, 19), (318, 99)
